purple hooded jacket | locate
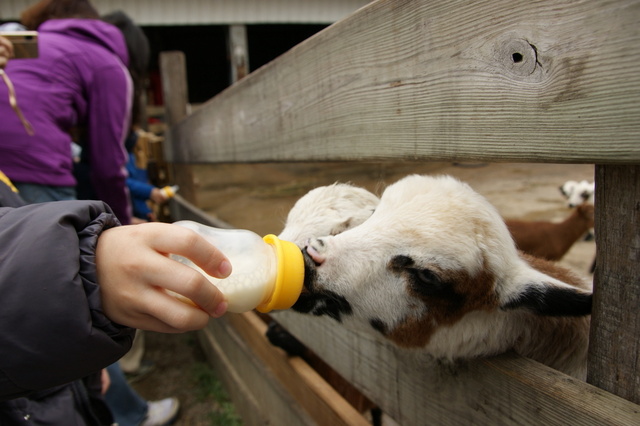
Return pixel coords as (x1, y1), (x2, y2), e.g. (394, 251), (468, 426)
(0, 19), (133, 224)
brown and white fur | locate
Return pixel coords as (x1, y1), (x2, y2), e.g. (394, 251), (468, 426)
(292, 175), (592, 379)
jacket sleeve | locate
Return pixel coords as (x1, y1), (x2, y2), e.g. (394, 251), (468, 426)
(125, 174), (154, 200)
(0, 200), (135, 400)
(87, 60), (134, 225)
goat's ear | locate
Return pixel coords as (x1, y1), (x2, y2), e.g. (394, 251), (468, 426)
(501, 282), (592, 317)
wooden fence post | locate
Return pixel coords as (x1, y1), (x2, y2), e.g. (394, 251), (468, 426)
(159, 51), (198, 205)
(588, 165), (640, 403)
(228, 25), (249, 83)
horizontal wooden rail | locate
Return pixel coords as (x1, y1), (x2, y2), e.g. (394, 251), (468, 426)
(167, 0), (640, 165)
(199, 312), (370, 426)
(272, 310), (640, 425)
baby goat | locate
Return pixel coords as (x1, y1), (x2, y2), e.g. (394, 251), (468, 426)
(270, 182), (382, 422)
(278, 182), (379, 246)
(505, 203), (595, 261)
(293, 175), (592, 379)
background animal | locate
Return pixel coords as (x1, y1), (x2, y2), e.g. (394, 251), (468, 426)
(560, 180), (595, 208)
(559, 179), (597, 270)
(505, 203), (595, 261)
(294, 175), (592, 379)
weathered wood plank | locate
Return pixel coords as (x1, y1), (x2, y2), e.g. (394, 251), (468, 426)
(271, 310), (640, 425)
(159, 51), (189, 150)
(198, 317), (315, 425)
(168, 194), (232, 229)
(159, 51), (199, 204)
(170, 0), (640, 165)
(228, 25), (249, 83)
(588, 165), (640, 404)
(199, 312), (370, 425)
(227, 313), (371, 425)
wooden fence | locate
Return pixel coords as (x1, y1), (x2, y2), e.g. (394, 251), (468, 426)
(159, 0), (640, 424)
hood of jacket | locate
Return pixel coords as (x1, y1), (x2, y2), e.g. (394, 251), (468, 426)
(39, 18), (129, 67)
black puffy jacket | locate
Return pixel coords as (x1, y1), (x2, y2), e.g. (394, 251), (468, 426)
(0, 198), (135, 422)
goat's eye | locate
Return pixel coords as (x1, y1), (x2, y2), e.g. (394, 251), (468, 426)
(415, 268), (440, 286)
(409, 268), (454, 299)
(580, 191), (590, 200)
(408, 268), (465, 307)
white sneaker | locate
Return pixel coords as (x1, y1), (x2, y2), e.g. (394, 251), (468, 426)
(140, 397), (180, 426)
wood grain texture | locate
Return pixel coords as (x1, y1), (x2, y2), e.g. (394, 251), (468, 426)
(588, 165), (640, 404)
(272, 310), (640, 425)
(170, 0), (640, 164)
(159, 51), (189, 130)
(159, 51), (199, 204)
(200, 312), (370, 425)
(229, 313), (371, 426)
(228, 25), (249, 83)
(198, 318), (314, 425)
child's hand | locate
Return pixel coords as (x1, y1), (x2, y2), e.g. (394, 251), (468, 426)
(96, 222), (231, 333)
(150, 187), (169, 204)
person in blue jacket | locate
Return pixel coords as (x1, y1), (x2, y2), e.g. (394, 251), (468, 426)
(125, 131), (172, 222)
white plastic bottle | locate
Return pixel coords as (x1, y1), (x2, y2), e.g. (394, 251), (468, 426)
(170, 220), (304, 313)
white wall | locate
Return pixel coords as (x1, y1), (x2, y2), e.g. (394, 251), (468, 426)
(1, 0), (372, 25)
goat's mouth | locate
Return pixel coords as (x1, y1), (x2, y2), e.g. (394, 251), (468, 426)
(291, 251), (352, 322)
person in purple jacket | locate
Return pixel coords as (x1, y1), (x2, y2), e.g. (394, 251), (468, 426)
(0, 0), (133, 224)
(0, 4), (225, 423)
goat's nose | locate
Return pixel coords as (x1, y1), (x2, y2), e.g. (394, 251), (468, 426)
(306, 237), (326, 265)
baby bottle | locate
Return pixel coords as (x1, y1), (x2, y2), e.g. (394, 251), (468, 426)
(170, 220), (304, 313)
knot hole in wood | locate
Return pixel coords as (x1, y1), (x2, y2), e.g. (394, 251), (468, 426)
(502, 38), (539, 77)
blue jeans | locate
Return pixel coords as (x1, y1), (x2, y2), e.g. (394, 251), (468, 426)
(13, 182), (76, 203)
(105, 363), (148, 426)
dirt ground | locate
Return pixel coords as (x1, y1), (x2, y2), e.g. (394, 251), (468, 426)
(133, 161), (596, 424)
(130, 331), (231, 425)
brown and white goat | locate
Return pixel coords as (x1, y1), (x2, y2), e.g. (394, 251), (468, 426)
(505, 203), (595, 261)
(292, 175), (592, 379)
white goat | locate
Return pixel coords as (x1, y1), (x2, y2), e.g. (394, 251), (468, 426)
(272, 182), (382, 419)
(292, 175), (592, 379)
